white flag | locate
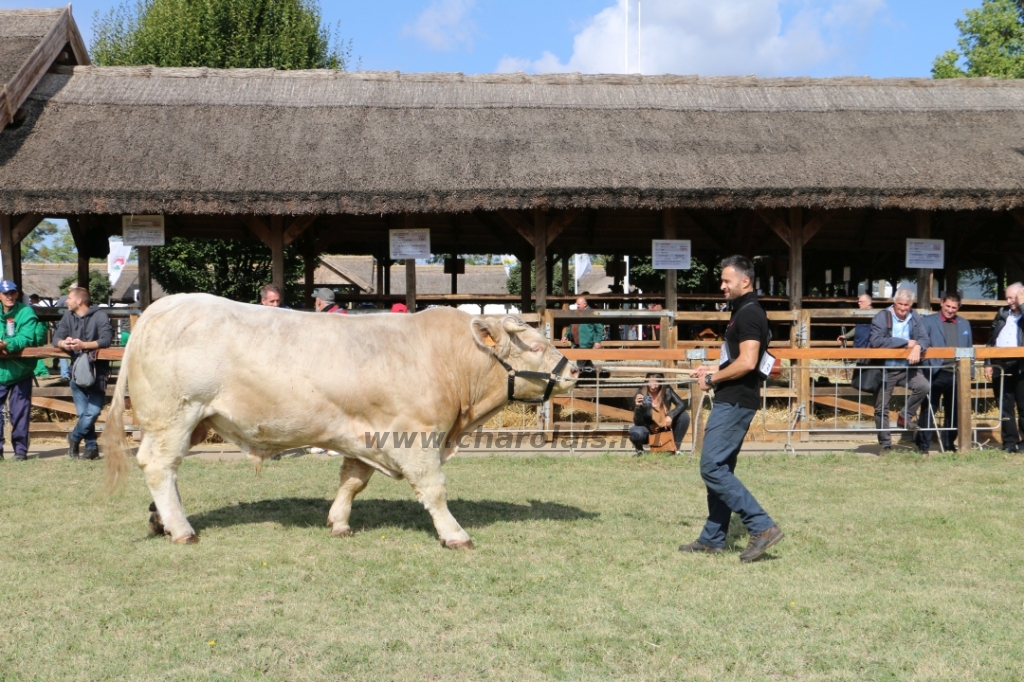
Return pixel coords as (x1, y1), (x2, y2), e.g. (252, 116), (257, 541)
(108, 239), (133, 287)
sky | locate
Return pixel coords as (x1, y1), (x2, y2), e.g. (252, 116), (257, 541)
(1, 0), (979, 78)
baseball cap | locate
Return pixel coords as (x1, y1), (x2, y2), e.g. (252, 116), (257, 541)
(390, 302), (408, 313)
(0, 280), (19, 293)
(313, 287), (335, 303)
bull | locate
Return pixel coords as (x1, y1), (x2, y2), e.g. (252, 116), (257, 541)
(103, 294), (577, 548)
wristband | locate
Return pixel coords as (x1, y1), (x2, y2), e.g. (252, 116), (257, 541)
(705, 373), (716, 390)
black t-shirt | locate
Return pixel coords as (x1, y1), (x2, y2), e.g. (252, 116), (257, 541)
(714, 291), (768, 410)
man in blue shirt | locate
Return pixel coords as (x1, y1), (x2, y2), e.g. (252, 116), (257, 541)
(869, 288), (930, 452)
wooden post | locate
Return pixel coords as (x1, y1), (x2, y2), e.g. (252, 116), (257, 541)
(663, 209), (678, 314)
(915, 211), (933, 311)
(450, 254), (458, 295)
(520, 250), (531, 313)
(269, 216), (285, 290)
(560, 253), (569, 297)
(303, 242), (316, 309)
(797, 308), (812, 442)
(405, 215), (417, 311)
(137, 246), (152, 309)
(383, 256), (391, 296)
(534, 209), (547, 312)
(957, 355), (973, 454)
(0, 214), (13, 284)
(789, 207), (804, 310)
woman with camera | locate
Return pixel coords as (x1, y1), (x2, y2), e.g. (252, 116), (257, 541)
(629, 372), (690, 455)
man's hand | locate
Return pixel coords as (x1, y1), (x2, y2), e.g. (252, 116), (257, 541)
(906, 340), (918, 349)
(0, 340), (7, 353)
(985, 366), (993, 381)
(694, 365), (714, 392)
(593, 342), (602, 349)
(635, 394), (644, 406)
(908, 345), (922, 365)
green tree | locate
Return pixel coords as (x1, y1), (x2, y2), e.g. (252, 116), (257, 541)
(933, 0), (1024, 78)
(21, 220), (78, 263)
(91, 0), (348, 301)
(506, 260), (568, 297)
(60, 270), (114, 304)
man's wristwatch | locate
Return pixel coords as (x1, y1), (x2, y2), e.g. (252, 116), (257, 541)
(705, 373), (716, 390)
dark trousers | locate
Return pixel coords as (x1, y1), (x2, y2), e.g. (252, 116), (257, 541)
(629, 412), (690, 450)
(696, 402), (774, 548)
(0, 377), (33, 456)
(993, 364), (1024, 450)
(917, 369), (957, 450)
(874, 368), (929, 447)
(70, 380), (105, 449)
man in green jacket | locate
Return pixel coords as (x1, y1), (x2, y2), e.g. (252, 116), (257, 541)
(0, 281), (42, 461)
(563, 297), (605, 349)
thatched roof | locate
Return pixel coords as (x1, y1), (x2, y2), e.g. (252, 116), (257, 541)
(313, 256), (511, 295)
(3, 16), (1024, 214)
(21, 262), (165, 303)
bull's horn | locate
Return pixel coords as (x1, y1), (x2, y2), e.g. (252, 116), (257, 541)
(501, 316), (528, 333)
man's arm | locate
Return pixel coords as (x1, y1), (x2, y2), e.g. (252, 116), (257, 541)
(52, 313), (70, 347)
(695, 339), (760, 390)
(869, 311), (904, 348)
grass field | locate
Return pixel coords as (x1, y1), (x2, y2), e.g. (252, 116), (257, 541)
(1, 450), (1023, 681)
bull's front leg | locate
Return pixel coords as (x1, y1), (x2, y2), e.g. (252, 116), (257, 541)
(327, 458), (375, 537)
(400, 453), (473, 549)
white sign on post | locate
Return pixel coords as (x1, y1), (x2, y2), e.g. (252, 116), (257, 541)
(389, 229), (431, 260)
(843, 266), (851, 282)
(825, 269), (832, 285)
(122, 215), (165, 246)
(652, 240), (692, 270)
(906, 239), (944, 269)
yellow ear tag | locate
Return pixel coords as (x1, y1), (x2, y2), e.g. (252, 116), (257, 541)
(483, 334), (497, 347)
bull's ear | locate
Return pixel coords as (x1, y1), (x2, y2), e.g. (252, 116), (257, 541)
(472, 317), (510, 357)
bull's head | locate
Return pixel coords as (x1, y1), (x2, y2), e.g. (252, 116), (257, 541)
(472, 315), (577, 402)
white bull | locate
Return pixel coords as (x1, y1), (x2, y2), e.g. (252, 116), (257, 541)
(103, 294), (577, 548)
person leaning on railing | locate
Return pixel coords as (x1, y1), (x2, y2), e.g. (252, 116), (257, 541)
(562, 296), (604, 350)
(869, 288), (930, 453)
(0, 280), (45, 462)
(984, 282), (1024, 453)
(916, 292), (973, 454)
(838, 293), (874, 347)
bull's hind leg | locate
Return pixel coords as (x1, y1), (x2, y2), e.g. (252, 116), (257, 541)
(327, 458), (375, 537)
(400, 454), (473, 549)
(136, 429), (198, 544)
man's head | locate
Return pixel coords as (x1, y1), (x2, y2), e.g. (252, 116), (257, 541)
(574, 297), (589, 311)
(1007, 282), (1023, 313)
(719, 255), (755, 301)
(28, 294), (40, 305)
(66, 286), (91, 314)
(0, 280), (18, 312)
(940, 292), (962, 319)
(313, 288), (335, 312)
(857, 293), (873, 309)
(259, 284), (282, 307)
(892, 288), (915, 320)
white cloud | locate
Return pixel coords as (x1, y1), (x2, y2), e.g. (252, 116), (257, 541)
(404, 0), (478, 51)
(497, 0), (885, 76)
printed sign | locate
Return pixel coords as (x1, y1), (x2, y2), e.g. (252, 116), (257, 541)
(906, 239), (944, 269)
(390, 229), (431, 260)
(122, 215), (165, 246)
(652, 240), (692, 270)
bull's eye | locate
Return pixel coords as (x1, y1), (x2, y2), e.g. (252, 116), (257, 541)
(531, 345), (542, 354)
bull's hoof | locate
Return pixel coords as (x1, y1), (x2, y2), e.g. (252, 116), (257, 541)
(442, 538), (475, 550)
(172, 533), (199, 545)
(331, 525), (353, 537)
(148, 512), (165, 536)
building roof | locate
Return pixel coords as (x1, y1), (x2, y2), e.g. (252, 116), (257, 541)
(3, 39), (1024, 215)
(20, 262), (165, 303)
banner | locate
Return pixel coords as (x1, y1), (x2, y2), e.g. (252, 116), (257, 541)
(108, 239), (133, 287)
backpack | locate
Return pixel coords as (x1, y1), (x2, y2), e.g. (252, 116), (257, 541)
(72, 352), (97, 388)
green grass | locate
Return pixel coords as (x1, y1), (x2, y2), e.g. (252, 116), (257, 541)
(1, 450), (1023, 681)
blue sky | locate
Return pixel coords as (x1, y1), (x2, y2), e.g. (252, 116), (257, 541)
(2, 0), (977, 77)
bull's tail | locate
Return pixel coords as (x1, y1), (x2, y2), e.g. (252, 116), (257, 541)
(102, 341), (132, 495)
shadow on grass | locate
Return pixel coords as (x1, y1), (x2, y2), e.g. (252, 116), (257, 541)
(188, 497), (599, 536)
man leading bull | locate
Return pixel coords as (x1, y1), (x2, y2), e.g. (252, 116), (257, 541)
(685, 255), (784, 563)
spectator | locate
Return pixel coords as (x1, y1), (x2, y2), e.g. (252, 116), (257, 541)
(838, 293), (874, 346)
(259, 284), (285, 307)
(629, 372), (689, 456)
(984, 282), (1024, 452)
(53, 287), (113, 461)
(313, 288), (346, 314)
(28, 294), (40, 306)
(869, 288), (930, 453)
(917, 292), (973, 453)
(390, 302), (408, 313)
(563, 297), (604, 349)
(0, 281), (43, 461)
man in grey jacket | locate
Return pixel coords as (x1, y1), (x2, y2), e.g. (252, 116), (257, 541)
(869, 288), (930, 452)
(917, 292), (973, 453)
(53, 287), (113, 460)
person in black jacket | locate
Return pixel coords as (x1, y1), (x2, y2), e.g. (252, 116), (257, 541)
(53, 287), (113, 460)
(629, 372), (689, 455)
(984, 282), (1024, 452)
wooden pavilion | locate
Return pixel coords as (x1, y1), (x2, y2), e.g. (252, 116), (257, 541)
(4, 7), (1024, 319)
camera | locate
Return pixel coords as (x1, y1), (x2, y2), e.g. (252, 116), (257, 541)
(642, 395), (653, 408)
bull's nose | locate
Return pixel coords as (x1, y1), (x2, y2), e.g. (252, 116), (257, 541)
(569, 363), (580, 377)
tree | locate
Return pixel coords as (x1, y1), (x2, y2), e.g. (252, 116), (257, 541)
(21, 220), (78, 263)
(60, 270), (114, 304)
(933, 0), (1024, 78)
(91, 0), (349, 301)
(506, 260), (568, 297)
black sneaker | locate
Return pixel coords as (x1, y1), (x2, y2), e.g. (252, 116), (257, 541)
(679, 540), (724, 554)
(13, 453), (27, 462)
(0, 450), (4, 461)
(67, 434), (81, 460)
(81, 448), (100, 461)
(739, 525), (784, 563)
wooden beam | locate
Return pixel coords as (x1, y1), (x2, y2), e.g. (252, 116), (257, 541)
(283, 215), (317, 247)
(498, 210), (536, 245)
(915, 211), (932, 311)
(789, 207), (804, 310)
(0, 8), (72, 130)
(663, 208), (678, 314)
(957, 356), (972, 454)
(545, 209), (581, 247)
(534, 209), (548, 312)
(0, 215), (13, 283)
(679, 210), (736, 253)
(755, 209), (792, 248)
(241, 216), (271, 245)
(405, 214), (417, 310)
(137, 246), (152, 309)
(67, 216), (89, 290)
(801, 210), (831, 245)
(12, 214), (42, 244)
